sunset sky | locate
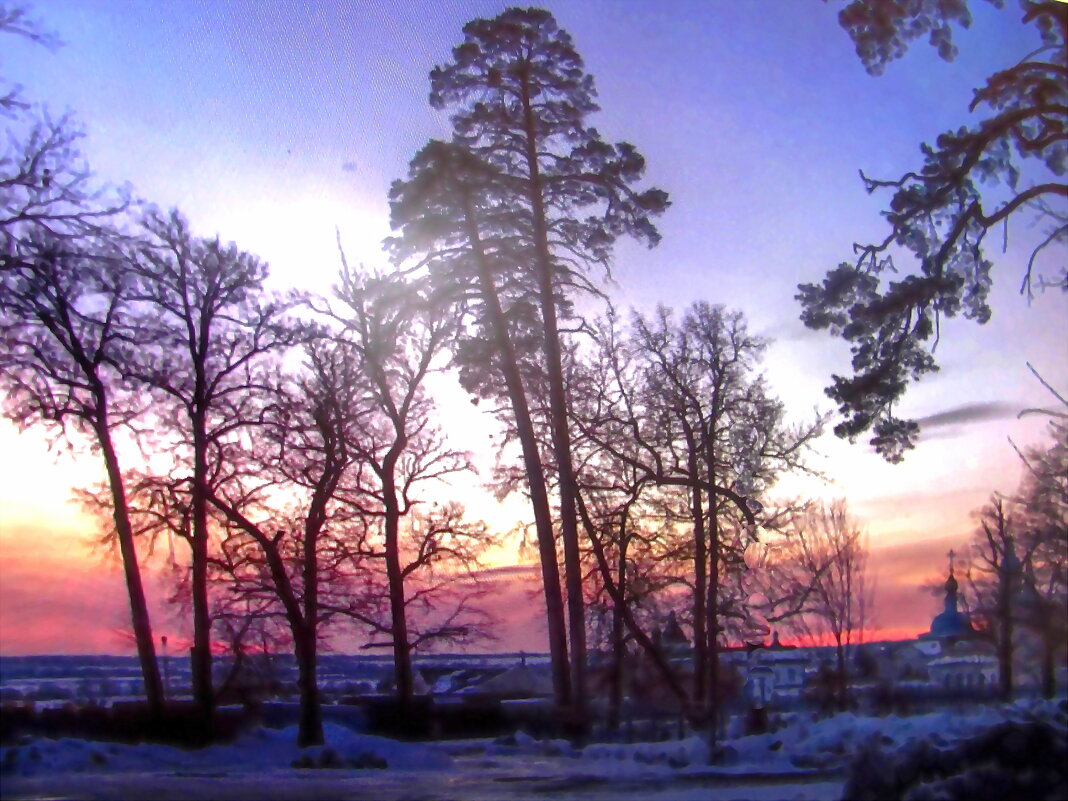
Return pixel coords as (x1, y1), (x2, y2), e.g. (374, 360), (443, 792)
(1, 0), (1065, 654)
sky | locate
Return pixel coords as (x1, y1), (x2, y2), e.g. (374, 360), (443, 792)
(1, 0), (1065, 654)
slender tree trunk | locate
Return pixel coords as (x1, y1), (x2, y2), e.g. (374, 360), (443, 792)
(998, 571), (1015, 702)
(608, 535), (627, 730)
(707, 503), (721, 758)
(518, 69), (586, 723)
(1041, 630), (1055, 699)
(382, 475), (413, 710)
(190, 411), (214, 721)
(704, 431), (722, 758)
(299, 508), (324, 746)
(96, 417), (165, 717)
(687, 429), (707, 709)
(835, 639), (847, 711)
(461, 196), (572, 708)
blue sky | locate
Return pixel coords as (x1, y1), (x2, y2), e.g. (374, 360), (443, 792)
(2, 1), (1065, 649)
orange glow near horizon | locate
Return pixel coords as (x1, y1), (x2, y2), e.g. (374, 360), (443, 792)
(0, 486), (954, 658)
(775, 627), (928, 650)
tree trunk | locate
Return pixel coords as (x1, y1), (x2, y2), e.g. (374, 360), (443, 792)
(519, 70), (586, 724)
(703, 426), (722, 757)
(190, 411), (214, 721)
(383, 475), (413, 710)
(461, 196), (572, 709)
(608, 536), (627, 730)
(211, 494), (325, 745)
(706, 503), (721, 758)
(687, 429), (707, 709)
(294, 623), (323, 747)
(205, 471), (330, 748)
(1041, 630), (1055, 700)
(835, 640), (847, 711)
(96, 419), (165, 717)
(998, 572), (1015, 702)
(299, 504), (324, 746)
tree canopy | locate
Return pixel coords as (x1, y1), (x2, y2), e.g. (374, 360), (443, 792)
(799, 0), (1067, 461)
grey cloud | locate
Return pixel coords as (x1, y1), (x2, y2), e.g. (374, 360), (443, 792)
(914, 401), (1018, 429)
(757, 319), (826, 343)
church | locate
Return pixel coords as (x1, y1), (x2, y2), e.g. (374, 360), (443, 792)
(913, 558), (999, 693)
(734, 553), (1012, 707)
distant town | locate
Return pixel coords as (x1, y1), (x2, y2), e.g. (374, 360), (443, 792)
(4, 562), (1063, 743)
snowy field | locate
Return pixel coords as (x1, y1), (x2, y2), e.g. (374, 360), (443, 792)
(3, 699), (1065, 800)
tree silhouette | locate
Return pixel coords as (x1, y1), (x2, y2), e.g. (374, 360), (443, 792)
(775, 500), (872, 709)
(389, 140), (575, 709)
(963, 423), (1068, 698)
(962, 496), (1022, 698)
(314, 265), (489, 710)
(427, 7), (669, 720)
(117, 210), (303, 720)
(0, 232), (165, 716)
(1013, 419), (1067, 697)
(567, 316), (681, 723)
(798, 0), (1067, 461)
(568, 305), (820, 740)
(1, 11), (164, 711)
(629, 304), (819, 715)
(197, 338), (364, 746)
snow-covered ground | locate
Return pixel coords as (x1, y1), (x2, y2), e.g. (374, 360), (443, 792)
(2, 698), (1064, 800)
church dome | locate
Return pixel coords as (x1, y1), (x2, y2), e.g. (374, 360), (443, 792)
(928, 606), (974, 638)
(944, 572), (959, 595)
(923, 559), (974, 641)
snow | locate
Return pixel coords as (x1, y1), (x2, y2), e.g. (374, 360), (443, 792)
(1, 723), (451, 777)
(2, 698), (1064, 800)
(928, 654), (997, 665)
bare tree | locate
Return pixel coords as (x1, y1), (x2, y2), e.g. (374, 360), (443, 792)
(568, 323), (685, 725)
(627, 304), (821, 727)
(316, 266), (488, 711)
(776, 500), (872, 710)
(960, 495), (1022, 699)
(565, 305), (820, 749)
(1, 12), (169, 708)
(0, 232), (166, 715)
(117, 209), (303, 720)
(1014, 419), (1068, 697)
(962, 424), (1068, 699)
(193, 339), (366, 747)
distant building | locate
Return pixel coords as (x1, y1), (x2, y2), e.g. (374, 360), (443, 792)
(746, 632), (813, 700)
(927, 653), (998, 692)
(919, 564), (976, 645)
(911, 559), (998, 692)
